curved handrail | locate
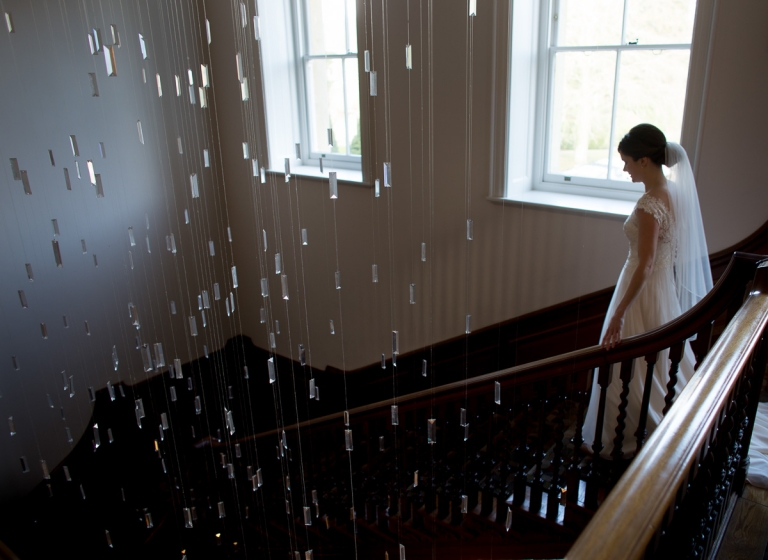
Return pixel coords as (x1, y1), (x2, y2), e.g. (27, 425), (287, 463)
(253, 252), (764, 437)
(566, 260), (768, 560)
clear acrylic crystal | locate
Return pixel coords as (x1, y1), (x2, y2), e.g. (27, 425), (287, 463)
(226, 409), (235, 435)
(304, 506), (311, 526)
(467, 219), (473, 240)
(268, 357), (275, 383)
(370, 71), (377, 96)
(218, 501), (226, 518)
(194, 396), (202, 415)
(281, 274), (289, 300)
(329, 320), (335, 335)
(372, 264), (379, 283)
(392, 331), (399, 355)
(261, 278), (269, 297)
(460, 408), (467, 426)
(299, 344), (306, 366)
(405, 44), (412, 69)
(232, 266), (238, 288)
(309, 378), (315, 398)
(335, 271), (341, 289)
(461, 495), (468, 514)
(381, 353), (386, 369)
(184, 507), (193, 528)
(383, 162), (392, 187)
(410, 283), (415, 304)
(260, 308), (266, 323)
(421, 242), (427, 261)
(153, 343), (165, 367)
(427, 418), (436, 444)
(391, 405), (399, 425)
(141, 344), (152, 372)
(466, 314), (472, 334)
(375, 178), (380, 197)
(422, 359), (427, 377)
(329, 172), (338, 199)
(413, 470), (418, 487)
(344, 429), (353, 451)
(494, 381), (501, 405)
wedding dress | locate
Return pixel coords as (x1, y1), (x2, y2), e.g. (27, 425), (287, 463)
(580, 142), (768, 489)
(581, 191), (693, 456)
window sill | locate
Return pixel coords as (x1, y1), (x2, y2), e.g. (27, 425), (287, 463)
(267, 164), (364, 184)
(490, 187), (637, 217)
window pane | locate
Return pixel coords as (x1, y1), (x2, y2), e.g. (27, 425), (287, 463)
(610, 49), (690, 180)
(307, 58), (348, 155)
(346, 0), (357, 54)
(344, 59), (361, 156)
(556, 0), (624, 47)
(548, 51), (617, 179)
(624, 0), (696, 45)
(307, 0), (350, 55)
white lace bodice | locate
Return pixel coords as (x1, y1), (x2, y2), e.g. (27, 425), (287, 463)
(623, 193), (675, 271)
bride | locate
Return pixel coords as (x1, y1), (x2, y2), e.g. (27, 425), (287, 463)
(581, 123), (712, 458)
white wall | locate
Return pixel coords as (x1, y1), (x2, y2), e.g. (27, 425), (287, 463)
(209, 0), (768, 376)
(694, 0), (768, 252)
(0, 0), (233, 502)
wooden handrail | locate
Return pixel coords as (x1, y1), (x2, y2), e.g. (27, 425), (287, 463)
(251, 252), (763, 439)
(566, 259), (768, 560)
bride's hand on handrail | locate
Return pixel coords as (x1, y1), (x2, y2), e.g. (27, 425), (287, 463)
(602, 312), (625, 349)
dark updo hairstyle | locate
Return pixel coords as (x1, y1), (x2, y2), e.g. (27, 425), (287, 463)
(617, 123), (668, 166)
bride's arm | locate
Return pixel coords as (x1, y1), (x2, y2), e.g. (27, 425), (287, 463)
(602, 209), (660, 349)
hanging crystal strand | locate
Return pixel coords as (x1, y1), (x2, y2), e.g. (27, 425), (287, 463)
(466, 219), (474, 240)
(469, 0), (477, 16)
(268, 357), (276, 383)
(275, 253), (282, 274)
(409, 283), (415, 304)
(494, 381), (501, 405)
(392, 331), (399, 356)
(226, 409), (235, 435)
(391, 405), (399, 426)
(303, 506), (312, 526)
(383, 162), (392, 187)
(344, 429), (353, 451)
(370, 71), (377, 96)
(299, 344), (306, 366)
(329, 171), (338, 199)
(461, 494), (468, 514)
(405, 44), (412, 69)
(375, 178), (380, 197)
(372, 264), (379, 283)
(301, 229), (308, 245)
(281, 275), (289, 300)
(284, 157), (291, 181)
(364, 50), (371, 72)
(427, 419), (436, 444)
(465, 314), (472, 334)
(184, 507), (193, 528)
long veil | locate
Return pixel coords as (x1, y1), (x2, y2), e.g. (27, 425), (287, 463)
(666, 142), (713, 315)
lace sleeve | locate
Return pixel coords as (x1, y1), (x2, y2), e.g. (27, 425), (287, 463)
(635, 194), (670, 228)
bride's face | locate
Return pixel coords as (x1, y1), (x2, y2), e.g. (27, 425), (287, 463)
(620, 152), (645, 183)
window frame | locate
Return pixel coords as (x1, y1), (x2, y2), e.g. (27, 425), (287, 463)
(492, 0), (716, 214)
(537, 0), (694, 195)
(291, 0), (363, 171)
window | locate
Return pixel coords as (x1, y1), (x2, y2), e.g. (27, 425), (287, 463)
(539, 0), (696, 193)
(299, 0), (361, 167)
(497, 0), (713, 212)
(259, 0), (363, 179)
